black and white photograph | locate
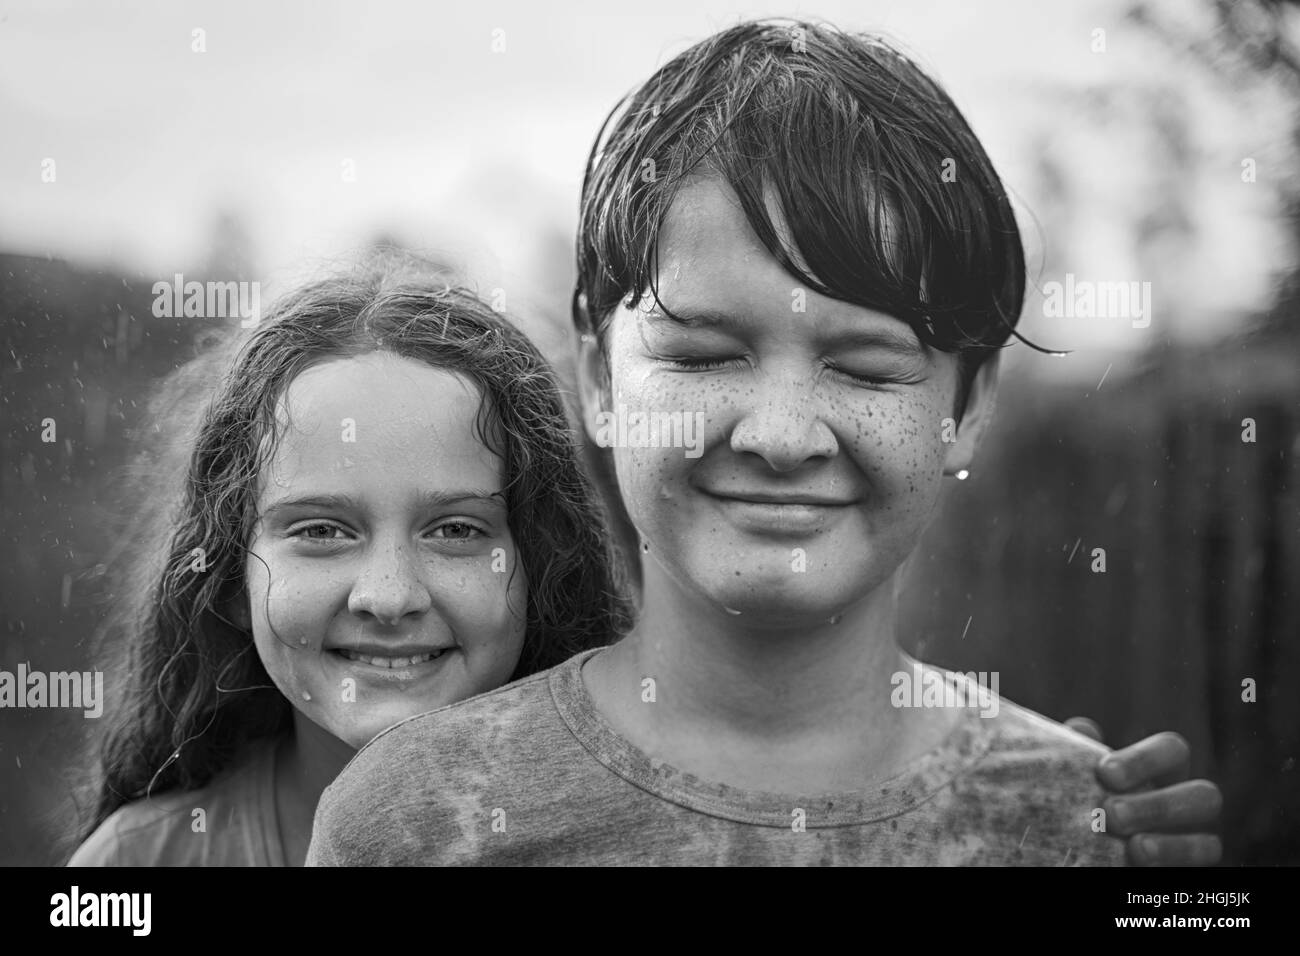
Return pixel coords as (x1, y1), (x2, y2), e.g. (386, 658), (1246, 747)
(1, 0), (1296, 918)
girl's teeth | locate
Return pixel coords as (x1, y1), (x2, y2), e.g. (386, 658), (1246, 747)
(340, 650), (441, 667)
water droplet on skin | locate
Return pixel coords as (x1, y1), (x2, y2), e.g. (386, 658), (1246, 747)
(642, 542), (650, 553)
(723, 606), (742, 616)
(301, 691), (312, 702)
(828, 615), (841, 625)
(299, 637), (308, 645)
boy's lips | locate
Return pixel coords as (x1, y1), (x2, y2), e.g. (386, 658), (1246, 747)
(700, 488), (858, 507)
(700, 488), (857, 535)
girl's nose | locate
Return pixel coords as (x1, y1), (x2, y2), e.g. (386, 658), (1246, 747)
(347, 541), (434, 625)
(728, 375), (838, 472)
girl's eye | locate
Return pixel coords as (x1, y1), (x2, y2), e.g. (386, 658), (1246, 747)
(291, 522), (349, 541)
(430, 521), (485, 541)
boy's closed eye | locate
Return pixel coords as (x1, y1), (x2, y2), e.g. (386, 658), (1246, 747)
(654, 349), (925, 387)
(639, 306), (929, 388)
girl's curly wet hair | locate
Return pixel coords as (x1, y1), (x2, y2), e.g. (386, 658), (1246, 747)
(71, 256), (632, 850)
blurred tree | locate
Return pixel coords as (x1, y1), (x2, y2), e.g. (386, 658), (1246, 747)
(1131, 0), (1300, 341)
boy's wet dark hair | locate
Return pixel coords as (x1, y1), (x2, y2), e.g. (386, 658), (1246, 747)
(574, 18), (1038, 422)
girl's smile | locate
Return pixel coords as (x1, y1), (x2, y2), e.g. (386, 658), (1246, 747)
(326, 643), (455, 680)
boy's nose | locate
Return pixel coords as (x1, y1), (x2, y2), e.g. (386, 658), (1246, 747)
(728, 376), (837, 472)
(347, 542), (434, 625)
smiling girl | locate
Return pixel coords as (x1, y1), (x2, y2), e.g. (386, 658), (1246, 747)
(68, 262), (630, 865)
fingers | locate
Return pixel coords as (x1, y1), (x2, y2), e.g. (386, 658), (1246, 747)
(1065, 716), (1104, 743)
(1098, 731), (1191, 791)
(1126, 833), (1223, 867)
(1103, 779), (1223, 834)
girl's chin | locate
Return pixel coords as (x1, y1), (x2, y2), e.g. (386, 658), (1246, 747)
(327, 710), (448, 750)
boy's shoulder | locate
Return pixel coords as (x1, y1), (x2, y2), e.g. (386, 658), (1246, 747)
(978, 693), (1114, 790)
(68, 735), (284, 867)
(309, 655), (594, 865)
(947, 690), (1125, 865)
(351, 661), (566, 773)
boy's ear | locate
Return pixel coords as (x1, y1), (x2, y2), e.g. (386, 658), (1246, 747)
(943, 351), (1000, 477)
(575, 328), (612, 447)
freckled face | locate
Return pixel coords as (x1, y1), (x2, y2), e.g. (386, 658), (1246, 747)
(244, 353), (527, 749)
(598, 177), (959, 625)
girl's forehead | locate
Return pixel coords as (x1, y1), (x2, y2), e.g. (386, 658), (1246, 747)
(285, 352), (478, 406)
(257, 353), (504, 498)
(273, 353), (481, 440)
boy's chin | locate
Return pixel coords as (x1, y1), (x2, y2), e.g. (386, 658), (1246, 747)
(695, 574), (864, 630)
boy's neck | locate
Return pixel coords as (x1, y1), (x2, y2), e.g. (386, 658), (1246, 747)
(585, 562), (958, 793)
(276, 713), (356, 866)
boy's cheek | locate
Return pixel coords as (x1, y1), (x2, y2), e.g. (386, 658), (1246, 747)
(611, 447), (688, 531)
(848, 394), (950, 473)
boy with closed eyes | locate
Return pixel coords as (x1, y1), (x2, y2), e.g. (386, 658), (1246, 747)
(308, 19), (1221, 866)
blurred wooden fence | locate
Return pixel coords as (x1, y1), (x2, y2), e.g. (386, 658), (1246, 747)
(901, 343), (1300, 865)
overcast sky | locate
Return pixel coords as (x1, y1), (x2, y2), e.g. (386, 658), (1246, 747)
(1, 0), (1293, 375)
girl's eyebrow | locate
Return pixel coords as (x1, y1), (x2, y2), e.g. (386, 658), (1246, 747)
(262, 490), (506, 516)
(418, 489), (507, 509)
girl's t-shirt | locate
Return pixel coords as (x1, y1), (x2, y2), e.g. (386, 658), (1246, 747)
(308, 649), (1127, 866)
(69, 735), (287, 866)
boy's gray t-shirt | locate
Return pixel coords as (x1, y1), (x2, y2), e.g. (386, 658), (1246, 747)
(307, 650), (1127, 866)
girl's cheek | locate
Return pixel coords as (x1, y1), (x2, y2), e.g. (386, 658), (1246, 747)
(250, 579), (326, 697)
(258, 566), (339, 648)
(431, 549), (528, 645)
(244, 561), (339, 705)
